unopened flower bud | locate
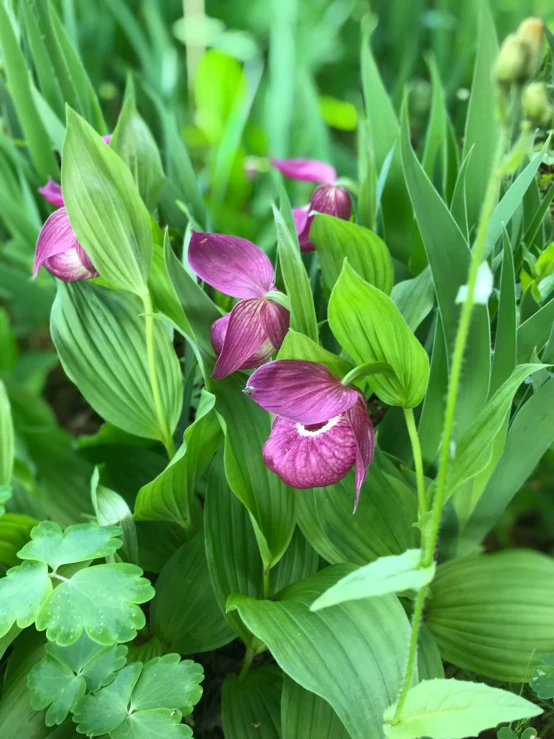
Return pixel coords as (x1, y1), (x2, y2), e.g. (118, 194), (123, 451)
(522, 82), (553, 127)
(496, 18), (544, 87)
(310, 185), (352, 222)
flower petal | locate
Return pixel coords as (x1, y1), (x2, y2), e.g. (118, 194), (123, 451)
(262, 414), (357, 488)
(260, 299), (289, 350)
(212, 299), (268, 379)
(246, 360), (359, 425)
(310, 184), (352, 221)
(33, 208), (98, 281)
(346, 397), (375, 511)
(101, 134), (113, 144)
(270, 158), (337, 185)
(189, 231), (275, 299)
(38, 179), (64, 207)
(292, 206), (315, 252)
(211, 311), (275, 371)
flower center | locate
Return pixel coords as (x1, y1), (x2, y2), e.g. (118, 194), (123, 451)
(296, 415), (341, 437)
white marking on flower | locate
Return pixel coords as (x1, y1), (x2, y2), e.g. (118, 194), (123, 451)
(296, 415), (341, 437)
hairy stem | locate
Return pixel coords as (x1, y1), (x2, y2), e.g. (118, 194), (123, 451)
(403, 407), (426, 516)
(142, 293), (176, 460)
(392, 587), (426, 720)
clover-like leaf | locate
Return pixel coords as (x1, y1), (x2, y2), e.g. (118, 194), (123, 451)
(18, 521), (122, 569)
(0, 484), (12, 516)
(0, 560), (52, 637)
(35, 564), (154, 646)
(530, 654), (554, 699)
(28, 632), (129, 726)
(73, 655), (204, 737)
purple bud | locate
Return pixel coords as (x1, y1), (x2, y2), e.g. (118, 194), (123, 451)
(33, 208), (98, 283)
(310, 185), (352, 221)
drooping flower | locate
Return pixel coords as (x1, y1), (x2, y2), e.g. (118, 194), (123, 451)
(270, 158), (352, 251)
(245, 359), (374, 508)
(188, 232), (290, 379)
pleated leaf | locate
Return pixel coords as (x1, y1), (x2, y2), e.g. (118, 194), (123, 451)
(281, 676), (349, 739)
(222, 665), (283, 739)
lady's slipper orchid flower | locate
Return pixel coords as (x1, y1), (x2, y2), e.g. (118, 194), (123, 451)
(188, 231), (290, 379)
(33, 180), (98, 282)
(270, 158), (352, 252)
(246, 359), (374, 508)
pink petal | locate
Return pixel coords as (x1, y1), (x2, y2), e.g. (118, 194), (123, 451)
(189, 231), (275, 299)
(270, 158), (337, 185)
(262, 414), (357, 489)
(212, 299), (268, 379)
(246, 360), (359, 425)
(102, 134), (113, 144)
(310, 185), (352, 221)
(260, 299), (289, 350)
(346, 397), (375, 511)
(292, 205), (315, 253)
(38, 179), (64, 207)
(33, 208), (98, 281)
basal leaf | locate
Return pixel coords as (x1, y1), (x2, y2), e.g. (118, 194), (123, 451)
(311, 550), (435, 611)
(221, 665), (282, 739)
(18, 521), (122, 569)
(0, 381), (14, 487)
(0, 561), (52, 637)
(310, 214), (394, 295)
(35, 563), (154, 646)
(63, 108), (152, 296)
(517, 295), (554, 363)
(329, 261), (429, 407)
(390, 267), (435, 333)
(282, 676), (349, 739)
(383, 678), (540, 739)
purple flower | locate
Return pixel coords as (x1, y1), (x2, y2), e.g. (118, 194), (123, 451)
(34, 183), (98, 282)
(188, 231), (290, 379)
(246, 359), (374, 508)
(270, 158), (352, 252)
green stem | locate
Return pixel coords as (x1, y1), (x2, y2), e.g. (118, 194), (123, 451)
(392, 127), (508, 724)
(142, 293), (176, 460)
(238, 645), (254, 681)
(263, 568), (270, 599)
(403, 408), (426, 517)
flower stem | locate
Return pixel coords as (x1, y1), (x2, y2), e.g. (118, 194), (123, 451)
(239, 645), (254, 681)
(392, 128), (508, 724)
(263, 568), (270, 599)
(403, 407), (426, 517)
(142, 293), (176, 460)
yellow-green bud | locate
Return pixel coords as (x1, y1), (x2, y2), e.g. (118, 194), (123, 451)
(496, 18), (544, 86)
(522, 82), (553, 127)
(517, 17), (545, 79)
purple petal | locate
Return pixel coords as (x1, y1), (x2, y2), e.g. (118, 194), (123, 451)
(189, 231), (275, 299)
(212, 299), (268, 379)
(346, 397), (375, 511)
(246, 360), (359, 425)
(102, 134), (113, 144)
(260, 299), (289, 350)
(38, 179), (64, 207)
(292, 206), (315, 253)
(33, 208), (98, 282)
(211, 312), (274, 370)
(270, 158), (337, 185)
(310, 185), (352, 222)
(262, 414), (357, 489)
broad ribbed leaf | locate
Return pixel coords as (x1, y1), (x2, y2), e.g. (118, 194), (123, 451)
(51, 281), (182, 442)
(282, 676), (349, 739)
(391, 267), (435, 333)
(418, 625), (444, 681)
(329, 262), (429, 407)
(63, 108), (152, 295)
(150, 532), (235, 654)
(228, 566), (413, 739)
(0, 381), (14, 486)
(222, 665), (282, 739)
(278, 329), (353, 377)
(427, 551), (554, 682)
(310, 214), (394, 295)
(383, 679), (540, 739)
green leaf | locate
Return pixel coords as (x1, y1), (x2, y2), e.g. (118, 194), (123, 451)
(27, 633), (127, 726)
(62, 108), (152, 296)
(128, 654), (204, 714)
(0, 380), (14, 486)
(215, 373), (296, 569)
(383, 678), (540, 739)
(418, 625), (444, 681)
(461, 3), (498, 230)
(0, 561), (52, 637)
(427, 551), (554, 682)
(329, 261), (429, 407)
(390, 267), (435, 333)
(278, 329), (353, 378)
(517, 295), (554, 363)
(35, 563), (154, 646)
(490, 236), (517, 394)
(18, 521), (122, 570)
(0, 513), (37, 567)
(221, 665), (282, 739)
(421, 54), (448, 192)
(530, 654), (554, 699)
(111, 709), (193, 738)
(282, 676), (349, 739)
(274, 201), (318, 342)
(463, 378), (554, 549)
(296, 466), (417, 565)
(150, 532), (235, 654)
(311, 550), (435, 611)
(111, 80), (165, 212)
(92, 472), (139, 565)
(269, 526), (320, 596)
(228, 566), (414, 739)
(444, 364), (546, 503)
(134, 392), (221, 526)
(51, 281), (182, 442)
(0, 1), (59, 181)
(310, 214), (394, 295)
(0, 485), (11, 517)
